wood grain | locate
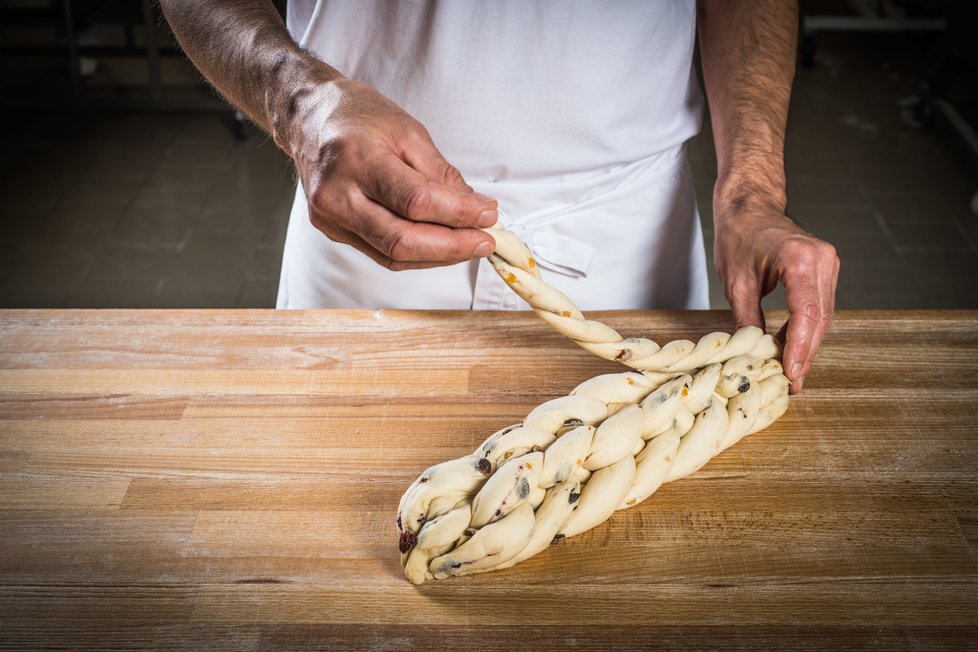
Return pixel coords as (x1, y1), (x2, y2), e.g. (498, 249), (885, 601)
(1, 309), (976, 650)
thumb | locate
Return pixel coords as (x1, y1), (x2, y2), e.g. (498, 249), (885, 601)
(726, 278), (766, 332)
(400, 133), (498, 226)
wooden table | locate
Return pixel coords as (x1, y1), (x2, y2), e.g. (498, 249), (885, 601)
(1, 309), (976, 650)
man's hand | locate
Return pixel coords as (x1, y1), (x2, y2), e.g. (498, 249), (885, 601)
(697, 0), (838, 392)
(158, 0), (496, 271)
(288, 78), (497, 271)
(714, 196), (840, 394)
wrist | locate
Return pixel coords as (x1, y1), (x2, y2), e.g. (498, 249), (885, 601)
(266, 51), (345, 158)
(713, 157), (788, 223)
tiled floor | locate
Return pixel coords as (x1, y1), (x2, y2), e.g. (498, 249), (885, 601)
(0, 112), (294, 308)
(0, 33), (976, 310)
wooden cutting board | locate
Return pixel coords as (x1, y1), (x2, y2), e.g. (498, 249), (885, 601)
(1, 309), (976, 650)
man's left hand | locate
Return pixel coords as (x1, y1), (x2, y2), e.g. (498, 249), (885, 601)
(713, 199), (840, 394)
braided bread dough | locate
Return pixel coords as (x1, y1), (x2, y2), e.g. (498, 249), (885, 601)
(395, 223), (791, 584)
(398, 363), (789, 584)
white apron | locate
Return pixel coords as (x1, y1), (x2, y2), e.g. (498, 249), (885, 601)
(278, 0), (709, 310)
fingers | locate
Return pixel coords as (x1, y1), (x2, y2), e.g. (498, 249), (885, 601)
(325, 227), (451, 271)
(311, 192), (496, 270)
(296, 82), (499, 269)
(725, 277), (767, 332)
(361, 152), (497, 229)
(781, 281), (819, 394)
(780, 241), (839, 394)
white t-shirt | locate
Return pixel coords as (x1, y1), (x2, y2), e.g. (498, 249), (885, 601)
(278, 0), (709, 310)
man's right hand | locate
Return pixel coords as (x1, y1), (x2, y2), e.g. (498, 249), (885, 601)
(158, 0), (495, 270)
(286, 77), (498, 271)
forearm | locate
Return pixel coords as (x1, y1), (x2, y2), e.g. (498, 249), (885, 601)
(159, 0), (341, 155)
(697, 0), (798, 214)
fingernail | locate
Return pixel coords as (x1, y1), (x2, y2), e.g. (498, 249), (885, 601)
(788, 363), (802, 380)
(477, 209), (497, 227)
(473, 241), (494, 257)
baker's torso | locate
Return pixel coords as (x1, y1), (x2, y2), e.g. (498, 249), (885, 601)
(278, 0), (709, 310)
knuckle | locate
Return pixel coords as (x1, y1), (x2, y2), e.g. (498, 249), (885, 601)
(385, 229), (419, 262)
(781, 238), (814, 261)
(308, 185), (334, 214)
(815, 242), (839, 267)
(440, 162), (465, 185)
(309, 185), (355, 226)
(406, 120), (432, 143)
(726, 276), (759, 299)
(796, 302), (821, 324)
(402, 185), (432, 219)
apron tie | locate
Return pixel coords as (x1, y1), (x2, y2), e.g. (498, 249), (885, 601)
(503, 218), (597, 279)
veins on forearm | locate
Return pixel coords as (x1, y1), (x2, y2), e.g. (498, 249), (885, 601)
(697, 0), (798, 210)
(160, 0), (340, 151)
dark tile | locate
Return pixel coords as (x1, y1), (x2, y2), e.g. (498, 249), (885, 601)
(253, 244), (284, 278)
(262, 194), (296, 246)
(836, 261), (917, 295)
(784, 152), (850, 180)
(693, 176), (715, 203)
(0, 244), (93, 308)
(791, 203), (883, 236)
(112, 208), (196, 247)
(137, 168), (215, 201)
(236, 277), (279, 308)
(903, 250), (978, 284)
(177, 227), (261, 263)
(0, 241), (24, 276)
(156, 136), (235, 172)
(59, 172), (145, 208)
(198, 189), (287, 234)
(787, 178), (865, 205)
(263, 214), (290, 248)
(34, 201), (126, 247)
(871, 195), (962, 224)
(0, 283), (70, 309)
(887, 221), (973, 252)
(93, 113), (182, 144)
(65, 275), (162, 308)
(901, 250), (978, 308)
(155, 263), (246, 308)
(836, 288), (927, 310)
(916, 282), (978, 309)
(88, 245), (179, 279)
(829, 234), (902, 266)
(177, 114), (240, 142)
(88, 139), (165, 177)
(0, 206), (58, 239)
(0, 179), (66, 215)
(227, 141), (294, 180)
(954, 214), (978, 253)
(853, 162), (941, 198)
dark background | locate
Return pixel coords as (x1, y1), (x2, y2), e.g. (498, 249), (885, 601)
(0, 0), (975, 309)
